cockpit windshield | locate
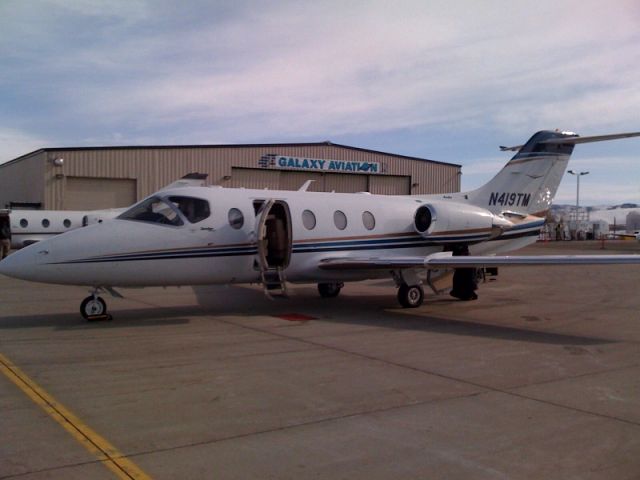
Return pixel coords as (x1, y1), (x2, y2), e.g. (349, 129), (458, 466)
(168, 196), (210, 224)
(118, 196), (211, 226)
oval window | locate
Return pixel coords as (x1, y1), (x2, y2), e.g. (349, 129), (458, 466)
(362, 211), (375, 230)
(63, 219), (72, 228)
(334, 210), (347, 230)
(302, 210), (316, 230)
(228, 208), (244, 229)
(42, 219), (50, 228)
(20, 219), (28, 228)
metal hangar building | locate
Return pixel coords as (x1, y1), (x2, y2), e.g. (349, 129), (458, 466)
(0, 142), (461, 210)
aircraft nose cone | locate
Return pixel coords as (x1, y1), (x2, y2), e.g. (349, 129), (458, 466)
(0, 251), (22, 278)
(0, 246), (41, 281)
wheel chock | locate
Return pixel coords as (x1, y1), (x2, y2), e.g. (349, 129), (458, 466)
(86, 314), (113, 322)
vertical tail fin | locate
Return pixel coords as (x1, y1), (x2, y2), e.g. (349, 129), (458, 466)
(466, 130), (577, 216)
(466, 130), (640, 216)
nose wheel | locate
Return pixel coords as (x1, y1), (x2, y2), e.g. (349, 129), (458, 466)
(80, 295), (108, 320)
(397, 284), (424, 308)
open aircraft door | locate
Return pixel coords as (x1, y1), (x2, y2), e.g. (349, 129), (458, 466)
(254, 199), (292, 297)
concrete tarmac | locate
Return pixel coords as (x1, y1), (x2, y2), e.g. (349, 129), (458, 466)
(1, 241), (639, 479)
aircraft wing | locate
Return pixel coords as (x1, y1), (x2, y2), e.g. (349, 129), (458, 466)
(318, 252), (640, 270)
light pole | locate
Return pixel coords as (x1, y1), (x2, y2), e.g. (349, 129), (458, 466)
(567, 170), (589, 239)
(567, 170), (589, 211)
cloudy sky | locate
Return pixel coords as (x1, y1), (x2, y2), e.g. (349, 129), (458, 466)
(1, 0), (639, 205)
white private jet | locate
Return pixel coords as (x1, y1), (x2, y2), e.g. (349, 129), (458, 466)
(1, 130), (639, 320)
(7, 209), (121, 249)
(6, 174), (208, 249)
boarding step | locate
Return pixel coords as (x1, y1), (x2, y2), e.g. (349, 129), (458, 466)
(261, 267), (288, 298)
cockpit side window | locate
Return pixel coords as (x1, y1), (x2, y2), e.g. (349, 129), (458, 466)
(168, 196), (210, 224)
(118, 197), (184, 226)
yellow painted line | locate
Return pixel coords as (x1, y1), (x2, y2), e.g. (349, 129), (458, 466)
(0, 352), (152, 480)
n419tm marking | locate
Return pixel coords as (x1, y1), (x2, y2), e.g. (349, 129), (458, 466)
(489, 192), (531, 207)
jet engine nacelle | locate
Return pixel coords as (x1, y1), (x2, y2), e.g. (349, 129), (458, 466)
(413, 201), (513, 244)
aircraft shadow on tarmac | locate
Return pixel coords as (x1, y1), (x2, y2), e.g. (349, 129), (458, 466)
(0, 284), (616, 347)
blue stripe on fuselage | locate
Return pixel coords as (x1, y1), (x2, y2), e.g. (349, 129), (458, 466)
(49, 226), (542, 265)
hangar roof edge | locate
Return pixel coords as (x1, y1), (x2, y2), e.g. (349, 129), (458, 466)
(1, 142), (461, 168)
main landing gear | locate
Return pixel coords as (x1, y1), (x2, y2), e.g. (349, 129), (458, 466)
(397, 283), (424, 308)
(391, 269), (425, 308)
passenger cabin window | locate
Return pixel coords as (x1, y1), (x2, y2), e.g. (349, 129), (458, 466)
(42, 219), (50, 228)
(333, 210), (347, 230)
(302, 210), (316, 230)
(63, 219), (71, 228)
(362, 211), (375, 230)
(118, 197), (185, 226)
(20, 219), (28, 228)
(228, 208), (244, 229)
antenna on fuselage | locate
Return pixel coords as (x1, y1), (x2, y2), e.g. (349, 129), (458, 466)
(298, 180), (316, 191)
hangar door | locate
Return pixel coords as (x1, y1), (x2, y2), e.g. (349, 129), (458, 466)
(64, 177), (137, 210)
(280, 171), (368, 192)
(229, 168), (280, 189)
(369, 175), (411, 195)
(278, 171), (324, 191)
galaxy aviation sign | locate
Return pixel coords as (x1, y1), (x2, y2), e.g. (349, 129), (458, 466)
(259, 154), (382, 174)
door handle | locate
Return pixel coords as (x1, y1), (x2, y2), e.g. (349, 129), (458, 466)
(200, 227), (215, 231)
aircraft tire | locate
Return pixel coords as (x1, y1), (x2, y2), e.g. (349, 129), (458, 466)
(318, 282), (343, 298)
(398, 284), (424, 308)
(80, 296), (107, 320)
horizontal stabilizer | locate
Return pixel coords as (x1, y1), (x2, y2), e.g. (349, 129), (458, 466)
(541, 132), (640, 145)
(499, 131), (640, 151)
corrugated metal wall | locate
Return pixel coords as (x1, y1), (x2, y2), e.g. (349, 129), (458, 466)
(6, 143), (460, 209)
(0, 152), (46, 208)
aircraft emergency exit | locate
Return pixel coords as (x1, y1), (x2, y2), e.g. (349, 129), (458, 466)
(1, 130), (639, 320)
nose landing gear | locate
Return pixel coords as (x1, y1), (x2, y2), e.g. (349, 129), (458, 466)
(80, 290), (111, 321)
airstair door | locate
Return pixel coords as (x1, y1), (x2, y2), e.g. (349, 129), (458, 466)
(254, 200), (292, 297)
